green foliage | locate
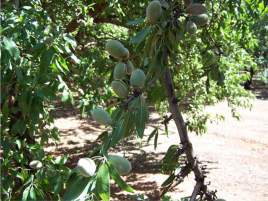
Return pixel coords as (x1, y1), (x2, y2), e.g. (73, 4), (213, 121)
(162, 145), (180, 174)
(1, 2), (74, 200)
(96, 163), (110, 201)
(1, 0), (267, 200)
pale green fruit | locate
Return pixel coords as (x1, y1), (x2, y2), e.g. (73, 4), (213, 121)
(126, 60), (135, 75)
(191, 14), (209, 26)
(29, 160), (42, 169)
(111, 80), (129, 98)
(108, 155), (132, 176)
(186, 3), (207, 15)
(105, 40), (129, 60)
(186, 21), (197, 34)
(146, 0), (162, 24)
(76, 158), (96, 177)
(113, 62), (126, 80)
(130, 69), (146, 88)
(91, 107), (112, 125)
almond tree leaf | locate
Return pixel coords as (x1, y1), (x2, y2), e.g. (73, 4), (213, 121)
(154, 129), (159, 150)
(161, 173), (175, 187)
(147, 128), (158, 143)
(135, 97), (149, 138)
(162, 145), (179, 173)
(108, 162), (134, 193)
(96, 163), (110, 201)
(130, 27), (151, 45)
(2, 37), (20, 60)
(63, 176), (90, 201)
(29, 186), (36, 200)
(126, 18), (144, 26)
(22, 185), (31, 201)
(40, 47), (55, 71)
(110, 120), (125, 147)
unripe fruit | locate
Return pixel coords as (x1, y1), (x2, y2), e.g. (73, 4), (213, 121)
(29, 160), (42, 169)
(113, 62), (126, 80)
(105, 40), (129, 60)
(146, 0), (162, 24)
(130, 69), (146, 88)
(126, 60), (135, 75)
(186, 21), (197, 34)
(91, 108), (112, 125)
(76, 158), (96, 177)
(191, 14), (209, 26)
(186, 3), (207, 16)
(108, 155), (132, 176)
(111, 80), (129, 98)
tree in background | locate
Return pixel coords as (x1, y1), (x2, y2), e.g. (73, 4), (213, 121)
(1, 0), (267, 200)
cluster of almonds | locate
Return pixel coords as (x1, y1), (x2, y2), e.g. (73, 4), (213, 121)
(90, 40), (146, 127)
(76, 155), (132, 178)
(146, 0), (209, 34)
(106, 40), (146, 99)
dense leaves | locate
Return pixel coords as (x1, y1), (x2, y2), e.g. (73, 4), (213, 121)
(1, 0), (267, 200)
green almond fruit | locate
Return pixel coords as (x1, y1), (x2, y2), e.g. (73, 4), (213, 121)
(191, 14), (209, 26)
(114, 62), (126, 80)
(76, 158), (96, 177)
(146, 0), (162, 24)
(126, 60), (135, 75)
(130, 69), (146, 88)
(205, 50), (218, 66)
(186, 21), (197, 34)
(186, 3), (207, 16)
(111, 80), (129, 98)
(108, 155), (132, 176)
(105, 40), (129, 60)
(91, 107), (112, 125)
(29, 160), (42, 169)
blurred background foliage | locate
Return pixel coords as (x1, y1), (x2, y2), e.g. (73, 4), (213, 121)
(1, 0), (267, 200)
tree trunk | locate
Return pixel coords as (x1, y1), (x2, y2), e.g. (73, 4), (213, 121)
(161, 68), (215, 200)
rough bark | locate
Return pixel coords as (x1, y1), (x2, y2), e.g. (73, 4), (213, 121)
(162, 68), (204, 180)
(161, 67), (216, 200)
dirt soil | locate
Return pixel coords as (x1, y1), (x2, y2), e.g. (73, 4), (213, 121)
(48, 88), (268, 201)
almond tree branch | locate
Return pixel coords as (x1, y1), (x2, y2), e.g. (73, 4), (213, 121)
(162, 66), (204, 179)
(158, 41), (217, 199)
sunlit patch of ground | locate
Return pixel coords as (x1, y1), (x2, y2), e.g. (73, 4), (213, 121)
(48, 87), (268, 201)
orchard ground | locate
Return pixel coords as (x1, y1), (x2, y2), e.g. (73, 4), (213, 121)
(47, 85), (268, 201)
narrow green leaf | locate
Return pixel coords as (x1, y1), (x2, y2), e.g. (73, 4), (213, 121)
(108, 162), (134, 193)
(2, 37), (20, 60)
(111, 108), (123, 124)
(164, 122), (169, 136)
(126, 18), (144, 26)
(40, 47), (55, 70)
(161, 173), (175, 187)
(110, 120), (124, 147)
(29, 186), (36, 200)
(154, 129), (158, 150)
(130, 27), (151, 45)
(162, 145), (179, 174)
(96, 163), (110, 201)
(135, 97), (149, 138)
(22, 185), (31, 201)
(63, 176), (90, 201)
(147, 128), (158, 143)
(70, 53), (80, 64)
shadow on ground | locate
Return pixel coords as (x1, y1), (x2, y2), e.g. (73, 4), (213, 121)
(46, 82), (268, 201)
